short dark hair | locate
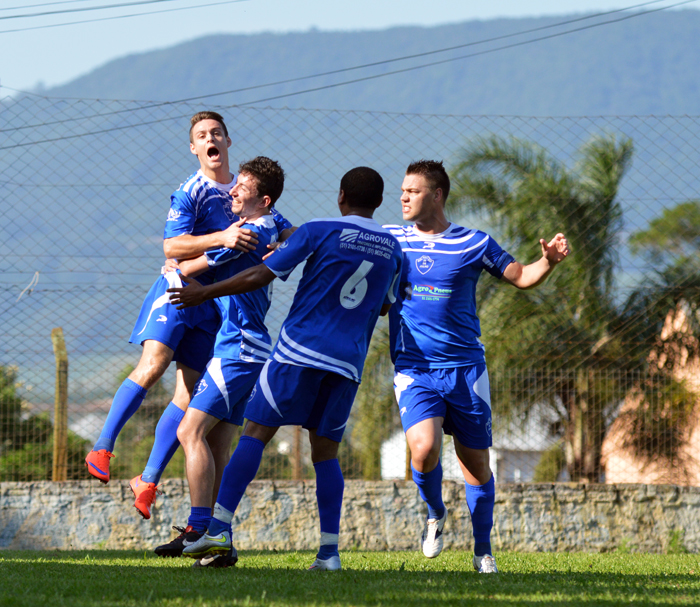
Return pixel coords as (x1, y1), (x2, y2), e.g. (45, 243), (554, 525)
(340, 166), (384, 209)
(189, 111), (229, 142)
(238, 156), (285, 204)
(406, 159), (450, 204)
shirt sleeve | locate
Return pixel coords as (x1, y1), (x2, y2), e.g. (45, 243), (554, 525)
(163, 189), (198, 239)
(263, 223), (314, 282)
(204, 246), (243, 267)
(481, 234), (515, 279)
(271, 208), (294, 233)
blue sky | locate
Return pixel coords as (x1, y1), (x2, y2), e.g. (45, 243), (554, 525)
(0, 0), (696, 94)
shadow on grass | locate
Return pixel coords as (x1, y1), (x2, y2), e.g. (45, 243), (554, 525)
(0, 551), (698, 607)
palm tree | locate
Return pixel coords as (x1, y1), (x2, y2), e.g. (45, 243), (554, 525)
(449, 134), (700, 481)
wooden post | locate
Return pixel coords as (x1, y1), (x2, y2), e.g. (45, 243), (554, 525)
(292, 425), (302, 480)
(405, 440), (412, 480)
(51, 327), (68, 482)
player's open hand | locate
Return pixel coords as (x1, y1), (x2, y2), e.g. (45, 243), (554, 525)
(221, 217), (258, 252)
(540, 233), (570, 265)
(167, 275), (206, 309)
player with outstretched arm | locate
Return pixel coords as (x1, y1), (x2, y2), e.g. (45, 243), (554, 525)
(385, 160), (569, 573)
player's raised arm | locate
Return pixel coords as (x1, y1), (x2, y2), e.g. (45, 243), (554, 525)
(501, 233), (570, 289)
(168, 264), (276, 309)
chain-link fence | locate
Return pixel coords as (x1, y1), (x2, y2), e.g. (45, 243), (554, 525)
(2, 95), (700, 484)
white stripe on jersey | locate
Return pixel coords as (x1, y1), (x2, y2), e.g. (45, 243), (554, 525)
(400, 234), (490, 255)
(241, 329), (273, 352)
(239, 343), (271, 362)
(278, 327), (359, 381)
(206, 357), (230, 413)
(276, 338), (357, 381)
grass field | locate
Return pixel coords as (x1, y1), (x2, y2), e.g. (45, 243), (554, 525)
(1, 550), (699, 606)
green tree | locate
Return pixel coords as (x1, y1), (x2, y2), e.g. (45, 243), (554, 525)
(449, 133), (700, 481)
(351, 321), (402, 480)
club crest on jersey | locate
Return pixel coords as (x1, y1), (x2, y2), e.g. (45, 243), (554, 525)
(416, 255), (434, 275)
(166, 209), (181, 222)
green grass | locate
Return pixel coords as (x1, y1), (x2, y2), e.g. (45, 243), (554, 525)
(0, 551), (699, 607)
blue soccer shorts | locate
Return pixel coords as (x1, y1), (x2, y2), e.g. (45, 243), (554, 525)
(187, 358), (263, 425)
(244, 359), (360, 443)
(129, 272), (220, 373)
(393, 363), (492, 449)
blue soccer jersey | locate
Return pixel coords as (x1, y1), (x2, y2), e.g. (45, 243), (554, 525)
(385, 223), (514, 369)
(263, 216), (402, 382)
(164, 170), (292, 285)
(204, 214), (280, 363)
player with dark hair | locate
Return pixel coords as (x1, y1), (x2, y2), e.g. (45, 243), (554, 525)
(153, 157), (285, 568)
(85, 113), (293, 521)
(169, 166), (403, 571)
(385, 159), (569, 573)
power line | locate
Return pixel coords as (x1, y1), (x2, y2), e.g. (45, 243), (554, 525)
(0, 0), (678, 133)
(0, 0), (197, 21)
(0, 1), (97, 12)
(0, 0), (695, 149)
(0, 0), (250, 33)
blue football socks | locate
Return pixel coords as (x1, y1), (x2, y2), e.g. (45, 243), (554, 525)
(412, 460), (446, 520)
(93, 379), (148, 452)
(141, 402), (185, 484)
(314, 458), (344, 559)
(207, 435), (265, 536)
(188, 507), (212, 533)
(465, 475), (495, 556)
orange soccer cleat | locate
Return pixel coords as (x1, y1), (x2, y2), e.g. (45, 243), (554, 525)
(129, 475), (160, 520)
(85, 449), (114, 483)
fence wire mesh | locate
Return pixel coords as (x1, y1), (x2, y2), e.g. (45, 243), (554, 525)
(2, 95), (700, 484)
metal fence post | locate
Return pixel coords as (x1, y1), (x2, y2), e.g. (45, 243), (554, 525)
(51, 327), (68, 482)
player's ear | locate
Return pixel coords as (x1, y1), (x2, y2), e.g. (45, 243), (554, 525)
(434, 187), (443, 205)
(190, 142), (197, 155)
(261, 195), (272, 210)
(226, 136), (232, 148)
(338, 189), (346, 205)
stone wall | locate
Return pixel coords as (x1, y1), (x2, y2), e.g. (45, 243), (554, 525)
(1, 480), (698, 552)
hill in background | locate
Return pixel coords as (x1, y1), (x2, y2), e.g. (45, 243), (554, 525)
(48, 10), (700, 115)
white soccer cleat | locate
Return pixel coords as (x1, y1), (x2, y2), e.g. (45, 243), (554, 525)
(182, 531), (232, 559)
(421, 508), (448, 558)
(308, 555), (342, 571)
(473, 554), (498, 573)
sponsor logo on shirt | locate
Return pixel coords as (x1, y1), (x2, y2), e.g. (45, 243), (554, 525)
(400, 406), (407, 416)
(416, 255), (434, 274)
(166, 209), (181, 222)
(339, 229), (396, 259)
(156, 315), (167, 323)
(423, 241), (436, 249)
(412, 284), (453, 300)
(340, 228), (360, 243)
